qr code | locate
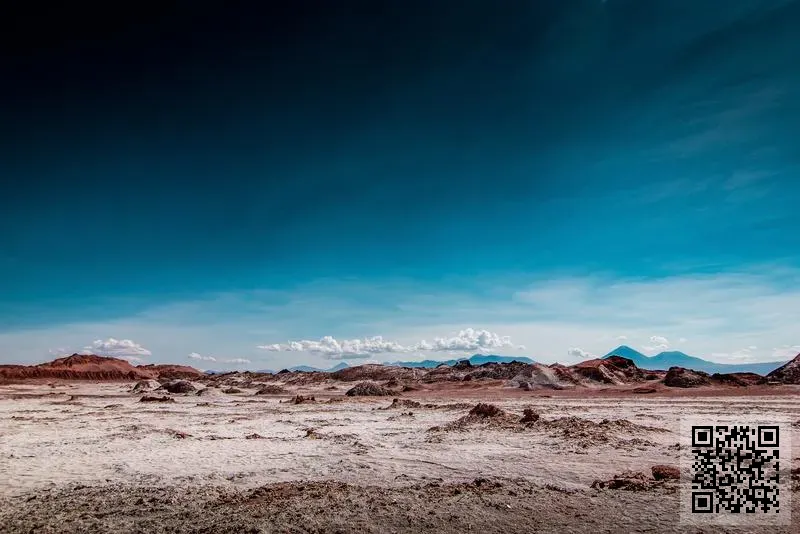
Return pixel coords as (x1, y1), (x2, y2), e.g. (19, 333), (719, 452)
(680, 418), (791, 526)
(691, 425), (780, 513)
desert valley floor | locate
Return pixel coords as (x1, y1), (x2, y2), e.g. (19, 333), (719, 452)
(1, 376), (799, 533)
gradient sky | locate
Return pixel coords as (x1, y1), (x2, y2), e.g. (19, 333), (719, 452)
(2, 1), (799, 369)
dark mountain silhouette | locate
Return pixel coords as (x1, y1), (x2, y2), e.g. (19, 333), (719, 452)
(603, 345), (787, 375)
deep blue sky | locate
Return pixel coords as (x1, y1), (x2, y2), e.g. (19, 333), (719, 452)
(1, 1), (799, 367)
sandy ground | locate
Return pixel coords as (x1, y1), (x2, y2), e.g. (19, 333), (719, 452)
(1, 381), (798, 533)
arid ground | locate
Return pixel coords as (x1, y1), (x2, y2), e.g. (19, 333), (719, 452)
(1, 380), (798, 533)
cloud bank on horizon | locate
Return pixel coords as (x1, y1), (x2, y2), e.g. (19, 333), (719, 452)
(257, 328), (523, 360)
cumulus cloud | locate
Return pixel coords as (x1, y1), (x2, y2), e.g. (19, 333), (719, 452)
(567, 347), (595, 360)
(259, 335), (410, 360)
(188, 352), (216, 362)
(258, 328), (517, 360)
(615, 335), (628, 341)
(82, 338), (152, 358)
(641, 335), (670, 354)
(423, 328), (515, 353)
(223, 358), (251, 364)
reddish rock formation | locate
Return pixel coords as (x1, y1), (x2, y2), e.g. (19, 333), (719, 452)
(0, 354), (155, 382)
(765, 353), (800, 384)
(0, 355), (203, 383)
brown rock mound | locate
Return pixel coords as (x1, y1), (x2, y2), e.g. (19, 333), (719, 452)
(570, 356), (645, 385)
(591, 471), (653, 491)
(765, 353), (800, 384)
(131, 379), (161, 393)
(289, 395), (316, 404)
(140, 395), (174, 403)
(160, 379), (196, 394)
(255, 385), (289, 395)
(345, 381), (396, 396)
(520, 408), (540, 424)
(381, 398), (422, 410)
(651, 465), (680, 481)
(663, 367), (710, 388)
(430, 403), (518, 432)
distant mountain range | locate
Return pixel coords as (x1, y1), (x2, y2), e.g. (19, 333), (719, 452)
(286, 362), (350, 373)
(205, 347), (790, 376)
(603, 345), (789, 375)
(387, 354), (535, 368)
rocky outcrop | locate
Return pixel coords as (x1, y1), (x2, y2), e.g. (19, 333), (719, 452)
(160, 379), (197, 394)
(571, 357), (646, 385)
(663, 367), (710, 388)
(765, 354), (800, 384)
(137, 364), (204, 380)
(345, 381), (396, 396)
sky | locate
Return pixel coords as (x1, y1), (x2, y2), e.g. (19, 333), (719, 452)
(1, 1), (799, 369)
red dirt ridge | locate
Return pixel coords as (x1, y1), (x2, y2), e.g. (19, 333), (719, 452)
(0, 355), (203, 383)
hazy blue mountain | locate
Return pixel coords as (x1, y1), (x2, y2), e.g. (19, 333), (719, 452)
(288, 361), (351, 372)
(289, 365), (324, 372)
(603, 346), (788, 375)
(388, 354), (535, 368)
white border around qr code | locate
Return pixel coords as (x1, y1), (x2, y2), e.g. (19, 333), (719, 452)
(679, 416), (793, 527)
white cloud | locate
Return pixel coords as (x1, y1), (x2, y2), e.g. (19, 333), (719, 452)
(678, 338), (688, 344)
(259, 335), (411, 360)
(221, 358), (250, 364)
(567, 347), (595, 360)
(641, 335), (671, 354)
(188, 352), (216, 362)
(423, 328), (515, 353)
(615, 335), (628, 341)
(82, 338), (152, 358)
(258, 328), (517, 360)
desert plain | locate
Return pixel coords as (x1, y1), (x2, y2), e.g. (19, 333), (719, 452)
(1, 355), (799, 533)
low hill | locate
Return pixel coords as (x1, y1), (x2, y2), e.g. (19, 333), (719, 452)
(765, 353), (800, 384)
(136, 364), (204, 380)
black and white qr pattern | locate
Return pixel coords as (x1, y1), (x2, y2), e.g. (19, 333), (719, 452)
(690, 425), (781, 514)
